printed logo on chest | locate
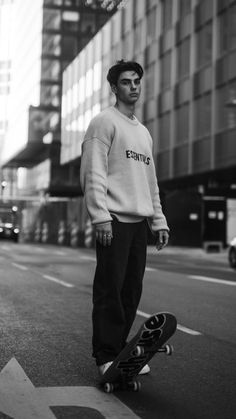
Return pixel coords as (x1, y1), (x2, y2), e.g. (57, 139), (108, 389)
(126, 150), (150, 165)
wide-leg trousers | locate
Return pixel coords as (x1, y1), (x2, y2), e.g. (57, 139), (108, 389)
(92, 217), (147, 366)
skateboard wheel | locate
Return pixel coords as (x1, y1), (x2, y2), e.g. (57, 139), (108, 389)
(128, 380), (141, 392)
(131, 380), (141, 392)
(133, 345), (144, 357)
(165, 344), (174, 355)
(104, 383), (114, 393)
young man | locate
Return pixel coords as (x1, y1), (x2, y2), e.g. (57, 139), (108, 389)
(80, 60), (169, 375)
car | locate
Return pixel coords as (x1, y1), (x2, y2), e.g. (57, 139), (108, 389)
(0, 222), (20, 242)
(228, 237), (236, 269)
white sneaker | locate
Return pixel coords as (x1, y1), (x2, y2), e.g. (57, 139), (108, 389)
(98, 361), (113, 376)
(139, 364), (150, 375)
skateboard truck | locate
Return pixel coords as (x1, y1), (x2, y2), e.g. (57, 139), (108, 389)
(100, 312), (177, 393)
(133, 343), (174, 357)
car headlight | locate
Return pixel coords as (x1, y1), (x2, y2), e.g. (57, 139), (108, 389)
(14, 228), (20, 234)
(0, 227), (3, 233)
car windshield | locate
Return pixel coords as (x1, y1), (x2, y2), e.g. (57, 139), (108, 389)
(0, 209), (13, 224)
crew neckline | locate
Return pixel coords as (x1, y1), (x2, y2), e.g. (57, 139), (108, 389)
(111, 106), (139, 125)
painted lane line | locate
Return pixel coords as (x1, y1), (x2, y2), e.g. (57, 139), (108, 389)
(189, 275), (236, 286)
(80, 255), (96, 262)
(137, 310), (202, 336)
(146, 267), (156, 272)
(12, 262), (28, 271)
(176, 324), (202, 336)
(43, 274), (74, 288)
(1, 245), (11, 251)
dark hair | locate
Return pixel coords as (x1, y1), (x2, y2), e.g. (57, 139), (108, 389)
(107, 59), (144, 86)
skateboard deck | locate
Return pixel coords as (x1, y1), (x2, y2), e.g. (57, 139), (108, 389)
(100, 312), (177, 393)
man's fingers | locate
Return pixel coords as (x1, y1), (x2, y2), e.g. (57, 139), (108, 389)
(96, 230), (113, 246)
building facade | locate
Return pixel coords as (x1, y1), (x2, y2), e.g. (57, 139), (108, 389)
(61, 0), (236, 247)
(0, 0), (122, 243)
(0, 0), (16, 195)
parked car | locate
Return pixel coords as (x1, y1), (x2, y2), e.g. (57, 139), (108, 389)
(0, 205), (19, 243)
(228, 237), (236, 269)
(0, 222), (20, 242)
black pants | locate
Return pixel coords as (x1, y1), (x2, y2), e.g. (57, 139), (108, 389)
(92, 217), (147, 366)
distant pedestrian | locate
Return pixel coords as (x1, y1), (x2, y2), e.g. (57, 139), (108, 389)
(80, 60), (169, 375)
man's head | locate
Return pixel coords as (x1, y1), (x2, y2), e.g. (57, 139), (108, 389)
(107, 60), (144, 105)
(107, 60), (144, 87)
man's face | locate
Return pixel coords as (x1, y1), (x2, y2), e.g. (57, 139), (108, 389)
(113, 70), (141, 104)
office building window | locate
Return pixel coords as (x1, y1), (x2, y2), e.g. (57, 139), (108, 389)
(159, 112), (171, 150)
(145, 64), (155, 99)
(146, 7), (157, 44)
(216, 81), (236, 131)
(0, 85), (9, 94)
(175, 103), (189, 144)
(194, 93), (211, 139)
(78, 75), (85, 104)
(61, 35), (78, 59)
(162, 0), (173, 31)
(218, 5), (236, 56)
(0, 60), (10, 69)
(134, 21), (142, 54)
(42, 59), (60, 81)
(196, 23), (212, 69)
(43, 9), (61, 30)
(43, 34), (61, 56)
(177, 37), (190, 80)
(160, 51), (171, 90)
(44, 0), (63, 5)
(123, 31), (133, 58)
(62, 11), (79, 32)
(93, 61), (101, 92)
(179, 0), (191, 18)
(85, 68), (93, 98)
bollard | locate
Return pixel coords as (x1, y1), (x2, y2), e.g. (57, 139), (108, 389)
(58, 220), (66, 245)
(41, 221), (48, 243)
(70, 222), (79, 247)
(84, 219), (93, 248)
(34, 222), (41, 242)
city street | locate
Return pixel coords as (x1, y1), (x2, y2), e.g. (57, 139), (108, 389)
(0, 241), (235, 419)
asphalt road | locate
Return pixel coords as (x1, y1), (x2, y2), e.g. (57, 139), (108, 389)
(0, 241), (235, 419)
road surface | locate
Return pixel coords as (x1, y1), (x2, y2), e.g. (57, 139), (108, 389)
(0, 241), (235, 419)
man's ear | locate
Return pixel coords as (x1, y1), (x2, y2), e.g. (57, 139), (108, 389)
(111, 84), (117, 94)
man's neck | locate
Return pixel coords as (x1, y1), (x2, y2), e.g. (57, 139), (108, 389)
(114, 102), (135, 120)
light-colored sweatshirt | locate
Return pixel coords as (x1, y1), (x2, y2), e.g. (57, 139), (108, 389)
(80, 106), (169, 233)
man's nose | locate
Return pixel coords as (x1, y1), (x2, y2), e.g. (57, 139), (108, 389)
(130, 82), (137, 90)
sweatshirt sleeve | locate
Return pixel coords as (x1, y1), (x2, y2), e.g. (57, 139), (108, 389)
(80, 115), (114, 225)
(148, 180), (169, 233)
(147, 149), (169, 233)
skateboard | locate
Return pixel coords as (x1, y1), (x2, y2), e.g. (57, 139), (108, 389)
(100, 312), (177, 393)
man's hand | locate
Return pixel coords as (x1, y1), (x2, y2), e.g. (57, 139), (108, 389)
(95, 222), (113, 246)
(155, 230), (169, 251)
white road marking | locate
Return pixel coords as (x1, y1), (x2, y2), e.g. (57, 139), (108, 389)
(0, 245), (11, 251)
(146, 267), (156, 272)
(0, 358), (140, 419)
(137, 310), (202, 336)
(80, 255), (96, 262)
(43, 274), (74, 288)
(54, 250), (67, 256)
(12, 263), (28, 271)
(189, 275), (236, 286)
